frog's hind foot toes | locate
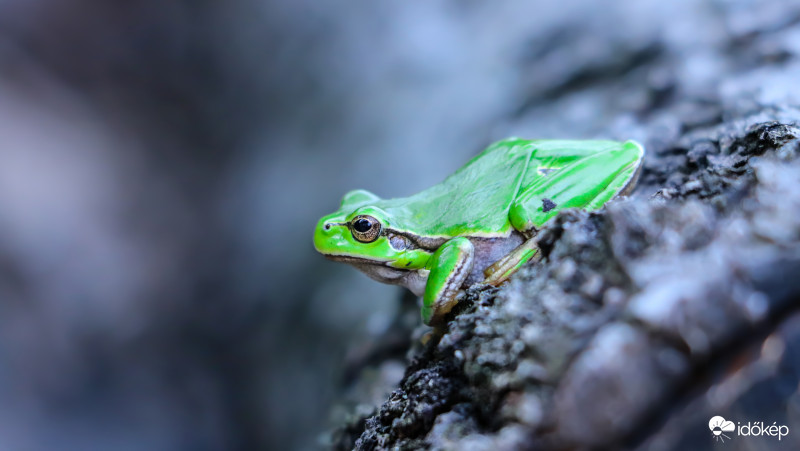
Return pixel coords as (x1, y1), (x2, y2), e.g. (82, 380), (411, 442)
(482, 239), (540, 286)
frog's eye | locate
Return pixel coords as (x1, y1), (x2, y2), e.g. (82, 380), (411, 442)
(350, 215), (382, 243)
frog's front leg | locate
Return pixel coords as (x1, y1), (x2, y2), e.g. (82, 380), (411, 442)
(421, 237), (474, 326)
(484, 141), (644, 286)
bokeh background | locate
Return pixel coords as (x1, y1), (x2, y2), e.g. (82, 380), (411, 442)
(0, 0), (795, 450)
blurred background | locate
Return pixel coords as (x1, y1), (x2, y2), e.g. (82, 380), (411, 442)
(0, 0), (795, 449)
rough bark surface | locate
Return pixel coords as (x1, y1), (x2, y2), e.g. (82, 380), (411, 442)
(329, 7), (800, 450)
(333, 118), (800, 451)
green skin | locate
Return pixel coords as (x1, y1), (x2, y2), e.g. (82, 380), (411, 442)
(314, 138), (645, 326)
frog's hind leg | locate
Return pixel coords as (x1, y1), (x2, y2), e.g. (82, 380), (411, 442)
(482, 239), (540, 286)
(510, 140), (643, 233)
(484, 141), (643, 286)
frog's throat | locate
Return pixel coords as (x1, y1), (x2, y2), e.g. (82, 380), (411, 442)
(322, 253), (428, 294)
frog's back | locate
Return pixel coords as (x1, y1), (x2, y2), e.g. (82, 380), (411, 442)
(377, 138), (536, 238)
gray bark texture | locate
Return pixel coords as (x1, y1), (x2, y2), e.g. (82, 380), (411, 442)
(330, 8), (800, 451)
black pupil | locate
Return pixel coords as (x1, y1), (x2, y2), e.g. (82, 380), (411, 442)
(353, 218), (372, 233)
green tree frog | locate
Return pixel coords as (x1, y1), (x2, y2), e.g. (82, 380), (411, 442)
(314, 138), (644, 326)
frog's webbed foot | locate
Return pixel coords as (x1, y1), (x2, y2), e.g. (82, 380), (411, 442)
(482, 237), (540, 286)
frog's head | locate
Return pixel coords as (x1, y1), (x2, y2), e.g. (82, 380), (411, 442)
(314, 189), (431, 270)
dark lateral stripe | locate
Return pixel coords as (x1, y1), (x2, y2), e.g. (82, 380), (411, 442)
(383, 228), (447, 250)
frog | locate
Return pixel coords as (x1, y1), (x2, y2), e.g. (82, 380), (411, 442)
(314, 138), (644, 326)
